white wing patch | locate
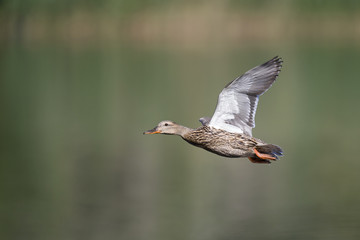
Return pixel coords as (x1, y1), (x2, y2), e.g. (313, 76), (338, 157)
(209, 90), (255, 135)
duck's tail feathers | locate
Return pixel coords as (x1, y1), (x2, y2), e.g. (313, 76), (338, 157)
(249, 144), (283, 164)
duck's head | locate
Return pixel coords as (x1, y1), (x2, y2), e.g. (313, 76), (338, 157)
(144, 120), (185, 135)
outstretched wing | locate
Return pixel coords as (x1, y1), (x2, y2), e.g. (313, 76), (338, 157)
(208, 56), (282, 136)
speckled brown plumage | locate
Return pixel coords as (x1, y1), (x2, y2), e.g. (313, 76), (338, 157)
(182, 125), (282, 164)
(183, 126), (258, 157)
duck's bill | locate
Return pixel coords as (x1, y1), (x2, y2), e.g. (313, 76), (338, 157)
(143, 127), (161, 134)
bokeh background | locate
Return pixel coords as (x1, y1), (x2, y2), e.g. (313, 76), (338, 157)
(1, 0), (360, 239)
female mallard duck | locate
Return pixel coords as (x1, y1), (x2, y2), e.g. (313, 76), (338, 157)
(144, 56), (283, 164)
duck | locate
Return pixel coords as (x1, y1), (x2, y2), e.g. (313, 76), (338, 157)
(144, 56), (283, 164)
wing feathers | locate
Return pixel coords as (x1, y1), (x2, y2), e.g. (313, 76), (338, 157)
(208, 56), (282, 135)
(226, 56), (282, 96)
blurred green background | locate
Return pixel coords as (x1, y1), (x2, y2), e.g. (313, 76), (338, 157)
(1, 0), (360, 239)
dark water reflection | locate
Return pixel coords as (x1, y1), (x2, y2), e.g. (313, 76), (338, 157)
(1, 44), (360, 240)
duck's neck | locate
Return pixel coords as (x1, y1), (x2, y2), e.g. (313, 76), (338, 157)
(176, 125), (192, 137)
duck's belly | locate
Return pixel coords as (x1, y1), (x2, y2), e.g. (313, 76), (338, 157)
(202, 144), (252, 158)
(185, 139), (253, 158)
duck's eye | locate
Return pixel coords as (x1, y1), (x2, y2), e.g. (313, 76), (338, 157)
(164, 123), (169, 126)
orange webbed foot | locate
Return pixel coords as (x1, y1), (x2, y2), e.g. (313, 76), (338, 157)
(253, 148), (277, 161)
